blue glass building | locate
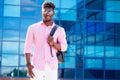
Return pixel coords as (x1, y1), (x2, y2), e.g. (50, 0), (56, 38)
(0, 0), (120, 80)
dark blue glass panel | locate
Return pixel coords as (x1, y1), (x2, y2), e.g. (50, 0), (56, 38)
(0, 5), (3, 16)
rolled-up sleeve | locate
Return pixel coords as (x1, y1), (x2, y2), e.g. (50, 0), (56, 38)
(57, 27), (68, 51)
(24, 26), (34, 54)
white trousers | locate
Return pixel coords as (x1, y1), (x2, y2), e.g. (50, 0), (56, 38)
(30, 64), (58, 80)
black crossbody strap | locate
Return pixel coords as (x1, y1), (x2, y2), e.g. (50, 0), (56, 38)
(50, 24), (58, 57)
(50, 25), (58, 36)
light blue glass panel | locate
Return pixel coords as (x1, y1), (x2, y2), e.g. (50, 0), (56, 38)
(4, 5), (20, 17)
(4, 0), (20, 5)
(105, 46), (114, 57)
(20, 42), (25, 54)
(21, 18), (37, 30)
(0, 17), (3, 29)
(106, 12), (120, 23)
(20, 55), (26, 66)
(60, 9), (76, 21)
(85, 59), (103, 69)
(115, 47), (120, 57)
(1, 67), (18, 77)
(20, 30), (26, 41)
(21, 0), (37, 6)
(21, 6), (37, 18)
(106, 0), (120, 11)
(105, 59), (120, 70)
(3, 30), (19, 41)
(0, 5), (3, 16)
(61, 0), (76, 9)
(0, 30), (2, 40)
(53, 9), (60, 20)
(3, 17), (20, 29)
(84, 46), (95, 57)
(2, 42), (19, 53)
(95, 46), (104, 57)
(67, 44), (76, 56)
(59, 57), (75, 68)
(50, 0), (60, 8)
(2, 54), (18, 66)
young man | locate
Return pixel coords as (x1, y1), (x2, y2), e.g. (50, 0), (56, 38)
(24, 1), (67, 80)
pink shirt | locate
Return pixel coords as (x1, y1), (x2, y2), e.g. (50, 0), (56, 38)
(24, 21), (67, 70)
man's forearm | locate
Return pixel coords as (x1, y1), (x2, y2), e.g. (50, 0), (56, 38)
(25, 53), (31, 65)
(52, 42), (61, 51)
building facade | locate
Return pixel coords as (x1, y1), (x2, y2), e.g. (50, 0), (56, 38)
(0, 0), (120, 80)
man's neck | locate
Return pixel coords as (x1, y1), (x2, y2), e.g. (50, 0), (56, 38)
(43, 20), (53, 26)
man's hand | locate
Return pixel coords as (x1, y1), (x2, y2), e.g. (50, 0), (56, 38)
(27, 63), (35, 78)
(48, 35), (54, 46)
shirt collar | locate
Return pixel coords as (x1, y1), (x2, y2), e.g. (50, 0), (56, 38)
(40, 20), (55, 28)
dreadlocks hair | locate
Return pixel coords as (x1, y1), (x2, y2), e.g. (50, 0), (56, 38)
(42, 1), (56, 10)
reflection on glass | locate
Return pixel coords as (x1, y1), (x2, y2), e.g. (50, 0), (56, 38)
(59, 57), (75, 68)
(3, 30), (19, 41)
(21, 0), (37, 6)
(3, 17), (20, 29)
(61, 0), (76, 9)
(86, 0), (104, 10)
(19, 67), (27, 77)
(105, 59), (120, 70)
(21, 18), (37, 30)
(2, 42), (19, 53)
(2, 54), (18, 66)
(0, 30), (2, 40)
(4, 5), (20, 17)
(105, 46), (114, 57)
(77, 10), (84, 21)
(76, 57), (83, 68)
(106, 0), (120, 11)
(21, 6), (37, 17)
(1, 67), (18, 77)
(85, 59), (103, 69)
(53, 9), (60, 20)
(85, 46), (95, 56)
(60, 9), (76, 21)
(87, 11), (104, 21)
(4, 0), (20, 5)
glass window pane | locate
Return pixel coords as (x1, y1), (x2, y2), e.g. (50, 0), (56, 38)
(85, 59), (103, 69)
(2, 42), (19, 54)
(59, 57), (75, 68)
(85, 46), (95, 57)
(21, 0), (37, 6)
(77, 0), (84, 9)
(19, 67), (27, 77)
(106, 12), (120, 23)
(50, 0), (60, 8)
(58, 69), (75, 79)
(20, 30), (26, 41)
(4, 5), (20, 17)
(20, 55), (26, 66)
(61, 0), (76, 9)
(105, 59), (120, 70)
(0, 30), (2, 40)
(21, 18), (37, 30)
(86, 0), (104, 10)
(3, 30), (19, 41)
(86, 11), (104, 21)
(2, 54), (18, 66)
(67, 44), (76, 56)
(60, 9), (76, 21)
(21, 6), (37, 18)
(53, 9), (60, 20)
(77, 10), (84, 22)
(3, 17), (20, 29)
(0, 17), (3, 29)
(20, 42), (25, 54)
(76, 57), (83, 68)
(1, 67), (18, 77)
(106, 0), (120, 11)
(0, 5), (3, 16)
(4, 0), (20, 5)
